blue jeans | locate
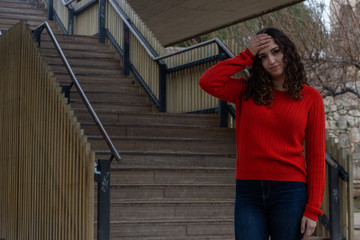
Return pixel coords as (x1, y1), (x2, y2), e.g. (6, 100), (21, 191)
(234, 180), (307, 240)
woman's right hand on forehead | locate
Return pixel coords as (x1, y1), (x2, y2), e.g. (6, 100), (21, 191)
(247, 34), (272, 56)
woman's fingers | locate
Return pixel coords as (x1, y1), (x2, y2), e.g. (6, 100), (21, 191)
(256, 34), (272, 48)
(301, 217), (306, 234)
(247, 34), (272, 56)
(301, 216), (317, 240)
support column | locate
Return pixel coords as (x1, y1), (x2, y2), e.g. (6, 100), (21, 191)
(99, 0), (105, 43)
(68, 9), (74, 35)
(328, 167), (342, 240)
(219, 100), (228, 128)
(218, 46), (229, 127)
(95, 159), (111, 240)
(158, 62), (167, 112)
(48, 0), (53, 20)
(123, 23), (130, 76)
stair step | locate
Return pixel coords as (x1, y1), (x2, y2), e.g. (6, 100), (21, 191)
(87, 136), (235, 154)
(48, 64), (124, 76)
(71, 101), (153, 112)
(0, 12), (48, 22)
(41, 33), (100, 43)
(0, 18), (49, 27)
(70, 91), (146, 102)
(56, 74), (134, 85)
(110, 167), (235, 184)
(53, 75), (137, 88)
(40, 39), (114, 52)
(74, 110), (220, 127)
(0, 22), (47, 31)
(80, 122), (235, 139)
(98, 152), (236, 168)
(0, 0), (45, 9)
(67, 83), (141, 93)
(44, 56), (121, 69)
(100, 218), (234, 239)
(94, 199), (234, 220)
(40, 47), (116, 59)
(0, 20), (59, 32)
(0, 6), (47, 16)
(107, 184), (235, 200)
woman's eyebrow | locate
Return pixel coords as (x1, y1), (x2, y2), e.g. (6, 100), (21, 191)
(258, 46), (279, 56)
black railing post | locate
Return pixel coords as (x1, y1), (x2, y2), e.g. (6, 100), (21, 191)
(99, 0), (105, 43)
(95, 159), (111, 240)
(158, 62), (167, 112)
(61, 82), (74, 104)
(48, 0), (54, 20)
(123, 22), (130, 76)
(218, 46), (229, 127)
(328, 166), (342, 240)
(219, 100), (228, 128)
(32, 26), (45, 46)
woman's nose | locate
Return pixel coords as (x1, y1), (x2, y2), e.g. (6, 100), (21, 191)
(268, 55), (275, 64)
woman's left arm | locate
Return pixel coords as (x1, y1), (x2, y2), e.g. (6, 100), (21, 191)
(304, 89), (326, 221)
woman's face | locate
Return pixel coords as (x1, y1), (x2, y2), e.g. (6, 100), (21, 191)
(258, 38), (285, 81)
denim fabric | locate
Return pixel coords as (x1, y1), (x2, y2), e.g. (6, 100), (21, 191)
(234, 180), (307, 240)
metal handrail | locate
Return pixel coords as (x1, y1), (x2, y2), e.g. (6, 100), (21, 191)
(154, 38), (235, 61)
(33, 22), (121, 163)
(61, 0), (77, 7)
(325, 151), (349, 182)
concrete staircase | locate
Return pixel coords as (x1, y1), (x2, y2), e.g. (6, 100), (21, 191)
(0, 0), (238, 239)
(44, 31), (237, 240)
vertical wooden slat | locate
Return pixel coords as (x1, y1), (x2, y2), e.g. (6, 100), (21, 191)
(340, 148), (347, 238)
(323, 134), (330, 238)
(347, 154), (354, 240)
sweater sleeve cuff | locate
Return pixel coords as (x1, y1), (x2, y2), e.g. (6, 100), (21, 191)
(303, 204), (323, 221)
(244, 48), (255, 60)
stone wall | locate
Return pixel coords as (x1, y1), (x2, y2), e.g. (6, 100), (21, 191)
(323, 92), (360, 182)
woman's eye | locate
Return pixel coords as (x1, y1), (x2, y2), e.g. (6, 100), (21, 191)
(273, 49), (280, 54)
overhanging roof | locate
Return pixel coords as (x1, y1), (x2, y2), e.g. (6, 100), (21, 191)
(126, 0), (304, 46)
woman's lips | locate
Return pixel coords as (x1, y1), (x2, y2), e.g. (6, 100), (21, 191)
(270, 65), (279, 70)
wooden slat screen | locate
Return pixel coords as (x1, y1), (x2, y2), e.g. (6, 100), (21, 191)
(73, 0), (99, 36)
(313, 133), (354, 239)
(53, 0), (69, 32)
(0, 22), (94, 240)
(106, 0), (163, 103)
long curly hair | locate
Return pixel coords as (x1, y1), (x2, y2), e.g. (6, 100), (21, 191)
(242, 27), (308, 106)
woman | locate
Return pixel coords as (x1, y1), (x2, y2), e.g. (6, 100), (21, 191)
(199, 27), (325, 240)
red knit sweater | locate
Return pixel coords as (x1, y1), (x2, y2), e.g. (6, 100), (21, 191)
(199, 49), (325, 221)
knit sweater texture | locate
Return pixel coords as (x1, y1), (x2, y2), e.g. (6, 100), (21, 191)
(199, 49), (325, 221)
